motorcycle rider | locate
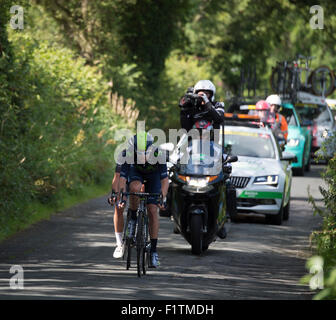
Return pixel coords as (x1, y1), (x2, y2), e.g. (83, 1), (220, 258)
(185, 119), (233, 238)
(179, 80), (225, 132)
(117, 131), (169, 268)
(179, 81), (235, 231)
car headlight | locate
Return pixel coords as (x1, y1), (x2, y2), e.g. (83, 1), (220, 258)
(253, 175), (279, 185)
(287, 138), (300, 147)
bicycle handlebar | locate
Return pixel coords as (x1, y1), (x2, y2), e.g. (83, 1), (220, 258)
(121, 192), (162, 197)
(120, 191), (163, 206)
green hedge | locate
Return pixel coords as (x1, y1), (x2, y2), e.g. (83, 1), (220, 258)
(0, 30), (131, 240)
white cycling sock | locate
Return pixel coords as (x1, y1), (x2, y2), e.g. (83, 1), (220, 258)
(115, 232), (123, 247)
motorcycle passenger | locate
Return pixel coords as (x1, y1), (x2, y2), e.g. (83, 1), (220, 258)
(179, 80), (225, 132)
(118, 131), (169, 268)
(266, 94), (288, 142)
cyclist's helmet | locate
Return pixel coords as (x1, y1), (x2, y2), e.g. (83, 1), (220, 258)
(255, 100), (270, 110)
(193, 80), (216, 102)
(134, 131), (153, 152)
(132, 131), (156, 165)
(266, 94), (282, 107)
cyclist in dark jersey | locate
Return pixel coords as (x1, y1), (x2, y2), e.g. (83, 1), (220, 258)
(118, 131), (169, 268)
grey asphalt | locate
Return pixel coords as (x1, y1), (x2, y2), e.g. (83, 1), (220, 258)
(0, 165), (326, 300)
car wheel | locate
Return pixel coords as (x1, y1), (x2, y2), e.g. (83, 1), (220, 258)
(305, 148), (311, 172)
(266, 203), (284, 225)
(283, 198), (290, 221)
(293, 151), (305, 176)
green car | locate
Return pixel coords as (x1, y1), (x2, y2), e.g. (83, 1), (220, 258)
(279, 103), (313, 176)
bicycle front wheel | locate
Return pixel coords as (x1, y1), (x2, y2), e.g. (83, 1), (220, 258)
(136, 211), (145, 277)
(310, 65), (335, 97)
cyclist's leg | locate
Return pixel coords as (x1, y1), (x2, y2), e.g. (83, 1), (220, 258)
(113, 172), (124, 233)
(112, 169), (125, 258)
(145, 172), (161, 267)
(128, 167), (144, 236)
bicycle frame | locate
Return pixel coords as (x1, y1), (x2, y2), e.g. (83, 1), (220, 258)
(121, 191), (161, 277)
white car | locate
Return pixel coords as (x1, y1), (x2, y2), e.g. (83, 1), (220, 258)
(224, 125), (296, 225)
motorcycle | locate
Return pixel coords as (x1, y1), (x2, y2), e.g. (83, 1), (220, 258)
(167, 137), (238, 254)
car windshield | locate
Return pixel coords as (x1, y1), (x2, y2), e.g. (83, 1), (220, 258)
(224, 130), (276, 159)
(279, 107), (298, 126)
(295, 103), (332, 125)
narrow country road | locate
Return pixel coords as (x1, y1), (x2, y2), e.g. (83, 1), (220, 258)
(0, 165), (326, 300)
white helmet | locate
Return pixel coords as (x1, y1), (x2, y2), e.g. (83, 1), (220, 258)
(194, 80), (216, 102)
(266, 94), (282, 106)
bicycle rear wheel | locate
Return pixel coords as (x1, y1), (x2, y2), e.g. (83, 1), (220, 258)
(122, 211), (132, 270)
(126, 240), (131, 270)
(142, 216), (150, 275)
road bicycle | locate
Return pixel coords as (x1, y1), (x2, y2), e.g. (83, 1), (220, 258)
(270, 60), (292, 97)
(121, 191), (162, 277)
(295, 54), (314, 91)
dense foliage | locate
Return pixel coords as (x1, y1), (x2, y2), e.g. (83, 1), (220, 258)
(0, 1), (136, 238)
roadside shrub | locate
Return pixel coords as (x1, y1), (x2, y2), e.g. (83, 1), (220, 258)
(303, 134), (336, 299)
(0, 30), (137, 237)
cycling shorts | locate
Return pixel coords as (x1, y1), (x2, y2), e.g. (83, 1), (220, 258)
(128, 166), (162, 205)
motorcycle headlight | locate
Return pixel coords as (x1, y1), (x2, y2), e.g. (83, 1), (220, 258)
(177, 175), (218, 185)
(253, 175), (279, 185)
(287, 138), (300, 147)
(187, 177), (209, 188)
(178, 175), (218, 193)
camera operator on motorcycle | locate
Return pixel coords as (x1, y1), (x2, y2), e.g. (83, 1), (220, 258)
(178, 81), (236, 229)
(179, 80), (225, 131)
